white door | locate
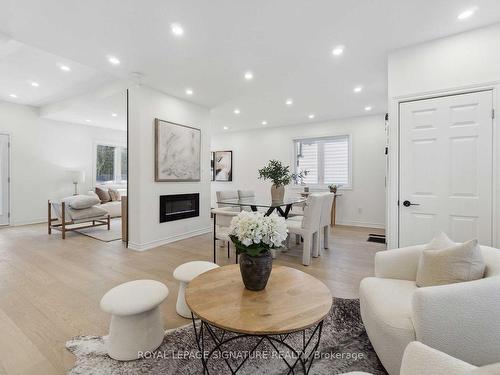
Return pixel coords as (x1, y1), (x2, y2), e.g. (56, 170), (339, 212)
(0, 135), (9, 225)
(399, 90), (493, 246)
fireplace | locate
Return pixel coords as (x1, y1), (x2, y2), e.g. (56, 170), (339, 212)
(159, 193), (199, 223)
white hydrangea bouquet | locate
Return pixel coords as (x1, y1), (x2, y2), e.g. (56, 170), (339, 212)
(229, 211), (288, 257)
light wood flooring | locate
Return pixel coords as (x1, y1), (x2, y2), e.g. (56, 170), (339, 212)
(0, 223), (385, 375)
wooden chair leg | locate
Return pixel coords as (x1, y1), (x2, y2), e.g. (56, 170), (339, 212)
(227, 241), (230, 258)
(295, 234), (300, 245)
(312, 232), (320, 258)
(107, 215), (111, 230)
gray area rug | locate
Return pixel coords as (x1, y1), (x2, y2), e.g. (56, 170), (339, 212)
(66, 298), (387, 374)
(74, 218), (122, 242)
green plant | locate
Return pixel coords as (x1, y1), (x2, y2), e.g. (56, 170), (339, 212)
(258, 159), (307, 187)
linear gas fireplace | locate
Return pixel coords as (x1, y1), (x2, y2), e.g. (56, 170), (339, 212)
(159, 193), (200, 223)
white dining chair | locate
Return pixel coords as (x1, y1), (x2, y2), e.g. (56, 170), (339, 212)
(216, 191), (240, 211)
(315, 192), (335, 257)
(237, 190), (255, 211)
(211, 207), (239, 263)
(285, 194), (322, 266)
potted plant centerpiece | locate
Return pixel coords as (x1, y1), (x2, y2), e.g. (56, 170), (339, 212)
(258, 159), (307, 202)
(229, 211), (288, 291)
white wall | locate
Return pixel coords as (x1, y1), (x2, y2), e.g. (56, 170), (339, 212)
(0, 100), (126, 226)
(128, 85), (212, 251)
(211, 115), (386, 228)
(387, 23), (500, 248)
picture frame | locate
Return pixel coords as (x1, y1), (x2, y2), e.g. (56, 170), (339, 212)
(155, 118), (201, 182)
(210, 151), (215, 181)
(214, 150), (233, 182)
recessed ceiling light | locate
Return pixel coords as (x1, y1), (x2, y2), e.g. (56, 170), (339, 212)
(286, 98), (293, 106)
(111, 113), (118, 117)
(107, 55), (120, 65)
(261, 120), (267, 125)
(234, 108), (240, 115)
(223, 126), (229, 130)
(365, 106), (372, 111)
(31, 81), (39, 87)
(85, 119), (91, 123)
(171, 23), (184, 36)
(59, 64), (71, 72)
(457, 6), (478, 20)
(353, 86), (363, 93)
(185, 88), (194, 95)
(244, 71), (254, 80)
(332, 45), (345, 56)
(308, 113), (315, 119)
(9, 94), (17, 98)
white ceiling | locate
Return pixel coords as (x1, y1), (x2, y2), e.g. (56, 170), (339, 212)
(1, 0), (500, 133)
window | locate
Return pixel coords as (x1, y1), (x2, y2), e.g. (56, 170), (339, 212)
(95, 143), (127, 184)
(294, 135), (351, 188)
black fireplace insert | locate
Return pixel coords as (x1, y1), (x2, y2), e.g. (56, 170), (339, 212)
(159, 193), (199, 223)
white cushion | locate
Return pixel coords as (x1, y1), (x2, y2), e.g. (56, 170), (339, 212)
(100, 201), (122, 218)
(64, 195), (100, 210)
(425, 232), (456, 250)
(100, 280), (168, 316)
(69, 205), (108, 221)
(416, 239), (485, 287)
(173, 261), (219, 283)
(359, 277), (417, 375)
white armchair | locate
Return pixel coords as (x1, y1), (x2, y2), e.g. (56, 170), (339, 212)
(360, 244), (500, 375)
(342, 341), (500, 375)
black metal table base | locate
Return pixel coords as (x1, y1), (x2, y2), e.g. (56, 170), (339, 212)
(191, 314), (324, 374)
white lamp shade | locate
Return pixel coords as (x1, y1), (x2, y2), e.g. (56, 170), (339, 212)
(70, 170), (86, 184)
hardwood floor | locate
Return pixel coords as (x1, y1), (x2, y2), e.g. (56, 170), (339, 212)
(0, 223), (385, 375)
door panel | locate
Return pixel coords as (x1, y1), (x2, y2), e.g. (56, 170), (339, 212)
(399, 91), (493, 246)
(0, 135), (9, 226)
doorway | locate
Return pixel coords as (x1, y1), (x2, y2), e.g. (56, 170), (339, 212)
(398, 90), (494, 246)
(0, 134), (9, 226)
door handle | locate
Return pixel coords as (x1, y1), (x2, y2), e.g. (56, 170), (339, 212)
(403, 200), (420, 207)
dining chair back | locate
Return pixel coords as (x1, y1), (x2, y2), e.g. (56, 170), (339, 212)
(301, 194), (322, 230)
(237, 190), (255, 211)
(216, 191), (239, 209)
(316, 193), (334, 255)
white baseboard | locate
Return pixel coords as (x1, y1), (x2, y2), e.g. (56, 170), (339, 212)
(127, 226), (212, 251)
(335, 220), (385, 230)
(9, 217), (47, 227)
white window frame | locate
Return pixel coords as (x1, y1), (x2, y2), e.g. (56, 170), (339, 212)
(293, 135), (352, 189)
(93, 141), (127, 186)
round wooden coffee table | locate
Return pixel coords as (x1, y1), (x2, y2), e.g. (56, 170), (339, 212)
(186, 264), (332, 374)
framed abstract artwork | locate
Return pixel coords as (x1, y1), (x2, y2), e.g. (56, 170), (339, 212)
(214, 150), (233, 181)
(210, 152), (215, 181)
(155, 119), (201, 182)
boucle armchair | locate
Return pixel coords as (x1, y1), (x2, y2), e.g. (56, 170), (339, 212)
(342, 341), (500, 375)
(359, 244), (500, 375)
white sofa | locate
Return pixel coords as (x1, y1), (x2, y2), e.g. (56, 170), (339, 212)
(343, 341), (500, 375)
(88, 185), (127, 218)
(359, 244), (500, 375)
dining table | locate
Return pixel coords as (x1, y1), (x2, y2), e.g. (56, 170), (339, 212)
(216, 196), (306, 219)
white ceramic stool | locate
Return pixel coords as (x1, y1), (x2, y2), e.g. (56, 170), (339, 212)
(100, 279), (168, 361)
(173, 261), (219, 318)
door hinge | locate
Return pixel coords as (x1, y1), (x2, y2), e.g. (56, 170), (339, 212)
(493, 108), (495, 119)
(8, 212), (10, 218)
(397, 200), (400, 206)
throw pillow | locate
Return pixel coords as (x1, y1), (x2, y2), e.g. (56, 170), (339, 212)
(425, 232), (456, 250)
(95, 187), (111, 203)
(108, 188), (121, 201)
(64, 195), (101, 210)
(416, 239), (486, 287)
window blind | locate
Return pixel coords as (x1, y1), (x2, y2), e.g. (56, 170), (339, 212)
(294, 135), (350, 187)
